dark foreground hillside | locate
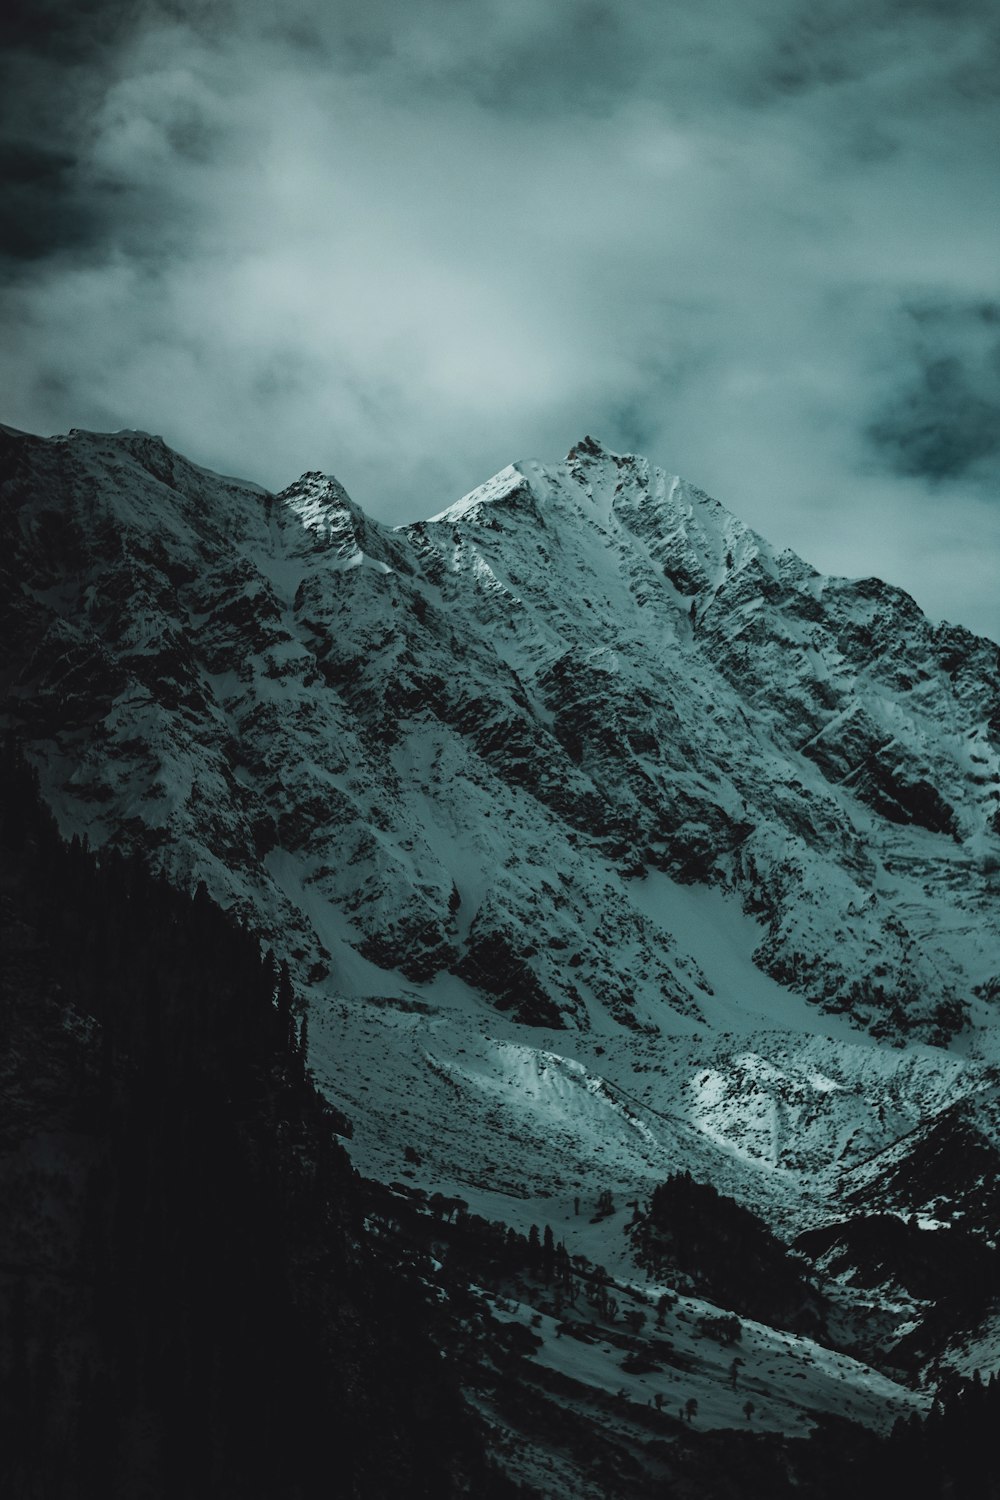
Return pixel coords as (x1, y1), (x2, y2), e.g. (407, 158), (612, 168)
(0, 743), (515, 1499)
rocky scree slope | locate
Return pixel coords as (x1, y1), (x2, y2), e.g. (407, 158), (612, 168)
(2, 424), (999, 1045)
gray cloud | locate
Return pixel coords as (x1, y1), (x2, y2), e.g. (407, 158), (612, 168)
(0, 141), (96, 260)
(868, 301), (1000, 482)
(2, 0), (999, 636)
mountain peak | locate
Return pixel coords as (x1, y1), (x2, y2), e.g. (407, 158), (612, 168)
(279, 470), (398, 572)
(566, 434), (613, 461)
(426, 462), (545, 528)
(280, 470), (356, 534)
(427, 440), (768, 578)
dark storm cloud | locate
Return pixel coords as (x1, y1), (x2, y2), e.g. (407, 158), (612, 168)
(870, 303), (1000, 483)
(0, 142), (96, 261)
(2, 0), (999, 635)
(1, 0), (137, 264)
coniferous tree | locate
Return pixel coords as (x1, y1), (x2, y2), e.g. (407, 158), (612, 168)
(542, 1225), (555, 1284)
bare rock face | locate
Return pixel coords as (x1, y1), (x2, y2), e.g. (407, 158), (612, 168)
(3, 423), (1000, 1042)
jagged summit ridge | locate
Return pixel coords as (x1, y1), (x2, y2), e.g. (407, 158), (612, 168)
(429, 434), (785, 617)
(2, 421), (1000, 1047)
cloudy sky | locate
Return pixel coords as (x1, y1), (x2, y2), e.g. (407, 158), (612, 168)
(3, 0), (999, 635)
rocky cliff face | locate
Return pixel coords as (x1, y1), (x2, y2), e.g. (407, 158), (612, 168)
(4, 424), (998, 1045)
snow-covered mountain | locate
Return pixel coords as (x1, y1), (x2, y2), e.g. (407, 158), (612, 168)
(4, 421), (1000, 1474)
